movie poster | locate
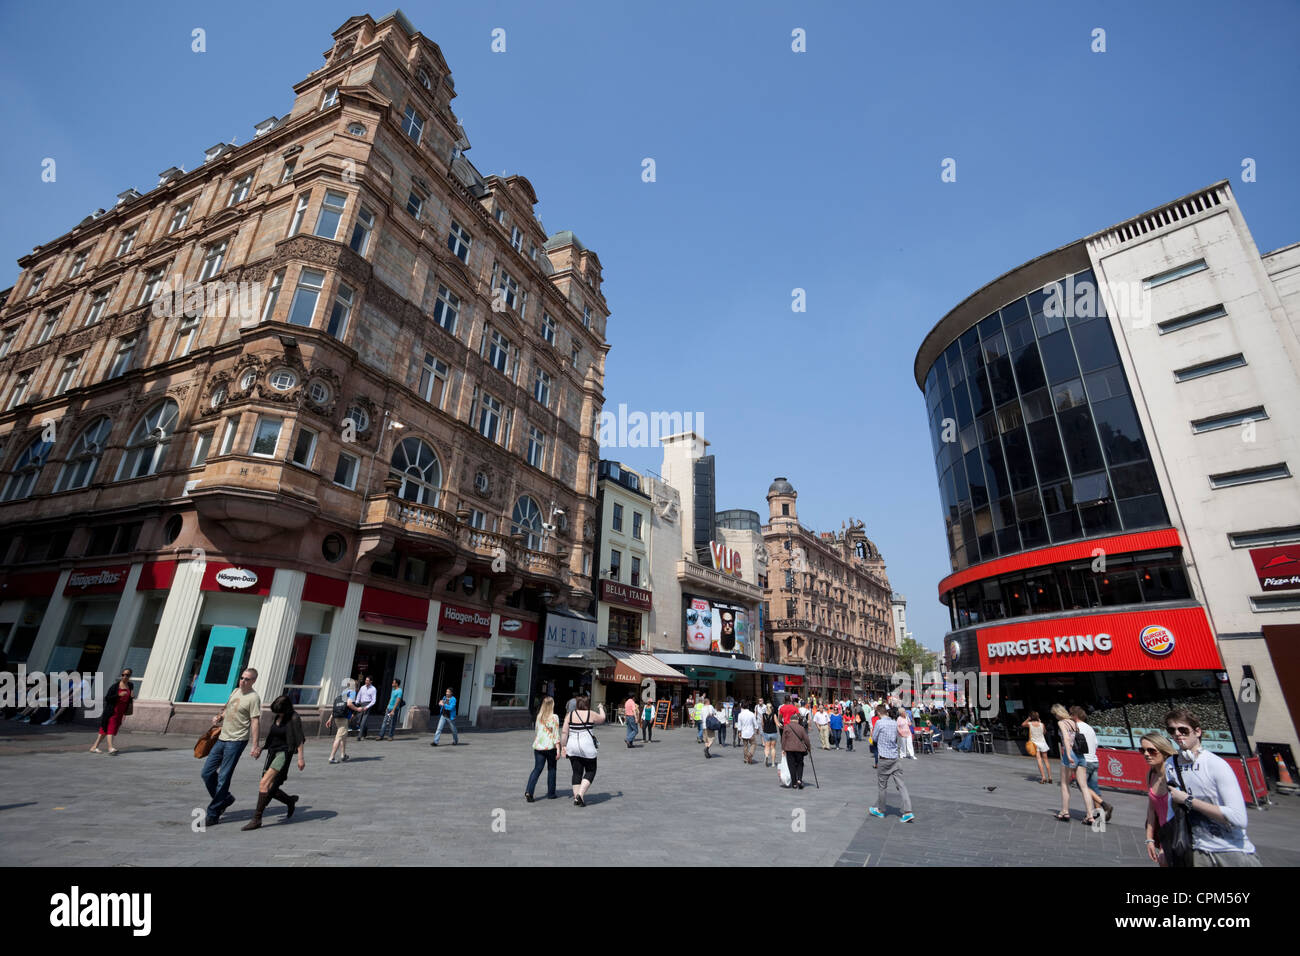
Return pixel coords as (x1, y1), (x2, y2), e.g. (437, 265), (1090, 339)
(686, 598), (712, 651)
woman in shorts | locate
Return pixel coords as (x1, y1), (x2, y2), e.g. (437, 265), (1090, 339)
(243, 695), (305, 830)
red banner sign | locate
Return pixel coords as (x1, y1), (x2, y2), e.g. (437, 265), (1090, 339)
(1096, 748), (1149, 792)
(1250, 546), (1300, 591)
(498, 616), (539, 642)
(976, 606), (1223, 675)
(784, 676), (804, 686)
(600, 579), (652, 610)
(439, 602), (492, 638)
(64, 566), (131, 595)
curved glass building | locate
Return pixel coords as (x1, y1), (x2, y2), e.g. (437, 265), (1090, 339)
(913, 182), (1300, 785)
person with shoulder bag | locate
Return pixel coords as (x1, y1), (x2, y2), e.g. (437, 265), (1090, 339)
(325, 678), (359, 764)
(561, 695), (605, 807)
(700, 697), (720, 758)
(1051, 703), (1097, 822)
(1140, 732), (1180, 866)
(781, 714), (811, 789)
(641, 698), (655, 743)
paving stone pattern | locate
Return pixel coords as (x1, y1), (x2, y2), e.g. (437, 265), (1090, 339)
(2, 722), (1297, 867)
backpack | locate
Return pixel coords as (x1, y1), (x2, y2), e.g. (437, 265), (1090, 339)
(332, 694), (349, 719)
(1072, 721), (1089, 756)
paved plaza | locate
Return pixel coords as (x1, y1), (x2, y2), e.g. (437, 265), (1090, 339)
(3, 721), (1298, 867)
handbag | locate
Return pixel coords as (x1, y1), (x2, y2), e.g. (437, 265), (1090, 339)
(124, 694), (134, 717)
(1026, 740), (1037, 756)
(706, 714), (721, 731)
(194, 726), (220, 759)
(1161, 762), (1195, 867)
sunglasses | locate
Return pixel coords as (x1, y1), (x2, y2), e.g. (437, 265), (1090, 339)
(1140, 747), (1162, 756)
(1165, 726), (1195, 737)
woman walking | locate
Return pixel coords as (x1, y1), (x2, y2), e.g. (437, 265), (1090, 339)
(760, 699), (780, 767)
(525, 696), (561, 802)
(641, 698), (655, 743)
(325, 678), (358, 764)
(829, 705), (843, 750)
(897, 706), (915, 759)
(781, 711), (812, 789)
(561, 695), (605, 806)
(1142, 732), (1179, 866)
(242, 695), (305, 830)
(700, 697), (718, 758)
(88, 668), (133, 755)
(1052, 703), (1099, 822)
(1022, 711), (1052, 784)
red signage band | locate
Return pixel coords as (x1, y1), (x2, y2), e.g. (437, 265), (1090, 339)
(200, 563), (276, 596)
(939, 528), (1182, 598)
(136, 561), (176, 591)
(63, 566), (131, 596)
(498, 616), (539, 642)
(439, 602), (492, 638)
(303, 574), (349, 608)
(1250, 545), (1300, 592)
(975, 606), (1223, 675)
(0, 570), (61, 597)
(600, 579), (652, 610)
(360, 586), (430, 630)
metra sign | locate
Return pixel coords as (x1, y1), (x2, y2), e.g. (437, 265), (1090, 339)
(215, 568), (258, 589)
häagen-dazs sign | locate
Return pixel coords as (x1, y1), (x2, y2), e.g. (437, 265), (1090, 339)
(215, 567), (259, 589)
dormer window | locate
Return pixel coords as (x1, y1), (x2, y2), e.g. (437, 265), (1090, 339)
(495, 207), (506, 225)
(417, 68), (433, 91)
(204, 143), (230, 163)
(321, 87), (339, 109)
(253, 116), (278, 137)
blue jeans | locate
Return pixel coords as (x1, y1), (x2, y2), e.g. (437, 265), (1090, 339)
(434, 714), (458, 743)
(379, 710), (398, 739)
(527, 748), (557, 797)
(625, 716), (637, 743)
(201, 738), (248, 818)
(696, 719), (703, 742)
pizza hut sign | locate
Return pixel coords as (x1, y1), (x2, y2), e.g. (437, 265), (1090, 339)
(215, 568), (259, 590)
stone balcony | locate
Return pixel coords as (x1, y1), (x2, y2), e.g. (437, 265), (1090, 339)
(676, 559), (762, 602)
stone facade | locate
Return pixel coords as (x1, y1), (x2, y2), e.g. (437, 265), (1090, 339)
(762, 478), (897, 697)
(0, 12), (608, 733)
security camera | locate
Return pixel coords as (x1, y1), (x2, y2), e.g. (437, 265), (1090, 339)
(542, 523), (556, 532)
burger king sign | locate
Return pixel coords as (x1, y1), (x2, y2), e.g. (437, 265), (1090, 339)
(1139, 624), (1175, 658)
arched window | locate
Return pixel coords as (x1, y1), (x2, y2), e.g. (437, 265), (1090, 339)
(115, 399), (180, 481)
(1, 434), (54, 502)
(389, 436), (441, 506)
(512, 495), (543, 550)
(55, 417), (113, 492)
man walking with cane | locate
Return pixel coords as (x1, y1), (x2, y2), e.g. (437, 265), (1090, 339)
(869, 705), (914, 822)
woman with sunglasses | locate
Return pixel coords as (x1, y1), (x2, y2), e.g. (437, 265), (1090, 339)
(89, 668), (134, 755)
(1140, 732), (1179, 865)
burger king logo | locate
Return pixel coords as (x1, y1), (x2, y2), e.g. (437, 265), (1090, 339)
(1107, 756), (1124, 777)
(1139, 624), (1175, 657)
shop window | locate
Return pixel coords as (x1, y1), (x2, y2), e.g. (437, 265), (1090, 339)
(49, 599), (117, 673)
(283, 621), (331, 706)
(491, 637), (532, 708)
(1095, 566), (1142, 607)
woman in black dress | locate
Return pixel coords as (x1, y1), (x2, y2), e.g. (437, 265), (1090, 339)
(243, 695), (305, 830)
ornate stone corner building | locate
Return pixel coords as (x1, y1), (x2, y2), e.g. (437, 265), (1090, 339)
(0, 11), (610, 733)
(761, 478), (897, 698)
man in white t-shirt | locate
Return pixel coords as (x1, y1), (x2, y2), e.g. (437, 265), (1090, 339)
(736, 702), (758, 764)
(1163, 707), (1259, 866)
(1069, 706), (1113, 823)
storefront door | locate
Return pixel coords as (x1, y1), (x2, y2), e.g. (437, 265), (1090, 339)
(351, 636), (409, 710)
(190, 625), (250, 704)
(432, 650), (473, 718)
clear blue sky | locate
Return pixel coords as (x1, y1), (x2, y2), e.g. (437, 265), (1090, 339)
(3, 1), (1298, 651)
